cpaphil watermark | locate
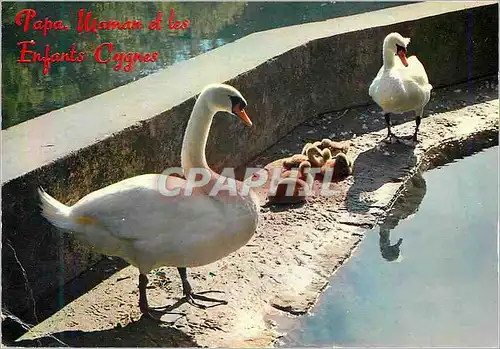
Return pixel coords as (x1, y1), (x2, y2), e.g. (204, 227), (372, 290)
(156, 166), (339, 198)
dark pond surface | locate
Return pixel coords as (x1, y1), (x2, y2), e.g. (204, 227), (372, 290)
(1, 1), (407, 129)
(278, 146), (499, 347)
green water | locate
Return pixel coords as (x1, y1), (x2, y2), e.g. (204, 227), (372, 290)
(279, 146), (499, 347)
(1, 1), (406, 129)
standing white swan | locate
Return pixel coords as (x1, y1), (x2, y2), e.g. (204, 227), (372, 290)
(369, 32), (433, 143)
(38, 83), (260, 320)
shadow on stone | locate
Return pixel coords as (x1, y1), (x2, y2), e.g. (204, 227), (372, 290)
(12, 317), (197, 347)
(346, 143), (418, 214)
(265, 201), (307, 212)
(1, 256), (129, 343)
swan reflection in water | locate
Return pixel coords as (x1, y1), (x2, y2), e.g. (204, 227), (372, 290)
(378, 172), (427, 262)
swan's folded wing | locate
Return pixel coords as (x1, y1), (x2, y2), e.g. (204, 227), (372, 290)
(400, 56), (431, 87)
(71, 174), (221, 242)
(369, 66), (384, 97)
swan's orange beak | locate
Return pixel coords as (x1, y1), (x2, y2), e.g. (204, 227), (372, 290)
(397, 49), (408, 67)
(234, 106), (253, 127)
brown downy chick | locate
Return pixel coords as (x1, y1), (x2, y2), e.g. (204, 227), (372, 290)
(306, 146), (332, 167)
(320, 153), (353, 180)
(268, 161), (312, 204)
(301, 141), (323, 155)
(319, 138), (352, 156)
(283, 154), (309, 169)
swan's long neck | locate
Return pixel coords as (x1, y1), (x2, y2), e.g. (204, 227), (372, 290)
(181, 97), (214, 174)
(382, 41), (396, 70)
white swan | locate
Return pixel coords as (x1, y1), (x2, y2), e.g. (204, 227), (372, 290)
(38, 83), (260, 320)
(369, 32), (433, 142)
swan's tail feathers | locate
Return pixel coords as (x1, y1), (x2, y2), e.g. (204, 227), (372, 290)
(38, 187), (74, 231)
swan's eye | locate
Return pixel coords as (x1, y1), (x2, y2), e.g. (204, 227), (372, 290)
(229, 95), (247, 111)
(395, 44), (406, 54)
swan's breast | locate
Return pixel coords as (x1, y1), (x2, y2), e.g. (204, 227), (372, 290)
(138, 186), (259, 269)
(143, 201), (258, 268)
(372, 71), (419, 113)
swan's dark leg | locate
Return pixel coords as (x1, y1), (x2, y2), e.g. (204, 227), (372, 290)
(384, 113), (391, 137)
(383, 112), (399, 142)
(413, 112), (422, 142)
(138, 273), (175, 323)
(402, 109), (422, 142)
(139, 273), (149, 313)
(178, 267), (227, 309)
